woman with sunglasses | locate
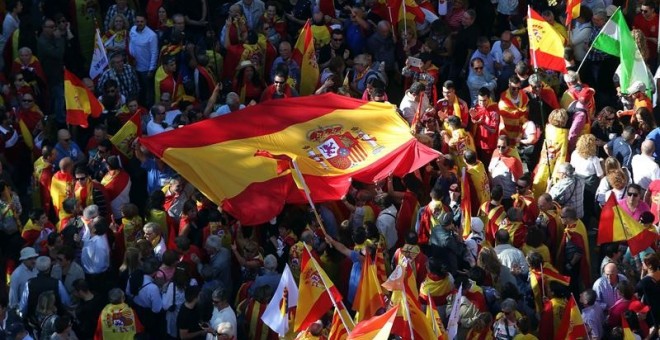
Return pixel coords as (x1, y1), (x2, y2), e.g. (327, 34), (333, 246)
(618, 183), (651, 221)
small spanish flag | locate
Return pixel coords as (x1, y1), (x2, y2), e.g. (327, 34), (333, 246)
(64, 69), (103, 128)
(110, 112), (142, 158)
(293, 20), (320, 96)
(527, 7), (567, 73)
(598, 194), (658, 256)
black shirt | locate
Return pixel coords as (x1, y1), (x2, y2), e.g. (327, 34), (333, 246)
(75, 294), (107, 339)
(177, 304), (205, 340)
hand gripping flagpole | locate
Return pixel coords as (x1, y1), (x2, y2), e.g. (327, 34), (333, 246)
(302, 243), (354, 333)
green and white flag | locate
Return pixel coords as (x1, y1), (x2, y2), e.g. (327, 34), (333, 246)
(592, 8), (642, 93)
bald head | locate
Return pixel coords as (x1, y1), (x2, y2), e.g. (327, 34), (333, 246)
(641, 140), (655, 156)
(59, 157), (73, 172)
(57, 129), (71, 141)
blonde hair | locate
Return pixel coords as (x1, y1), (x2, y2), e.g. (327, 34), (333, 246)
(576, 134), (598, 158)
(604, 157), (622, 175)
(477, 247), (502, 277)
(632, 29), (649, 61)
(607, 169), (627, 190)
(36, 291), (57, 316)
(548, 109), (568, 127)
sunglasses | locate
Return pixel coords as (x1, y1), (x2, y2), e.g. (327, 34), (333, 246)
(641, 9), (649, 13)
(509, 86), (521, 91)
(627, 192), (639, 197)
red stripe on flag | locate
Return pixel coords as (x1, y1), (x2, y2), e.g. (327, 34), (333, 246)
(531, 50), (567, 73)
(140, 93), (367, 156)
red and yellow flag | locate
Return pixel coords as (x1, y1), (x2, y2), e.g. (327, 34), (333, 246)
(527, 7), (567, 73)
(294, 247), (343, 332)
(622, 317), (637, 340)
(328, 306), (353, 340)
(348, 306), (398, 340)
(598, 194), (658, 256)
(110, 112), (142, 159)
(554, 296), (587, 340)
(460, 168), (472, 238)
(64, 69), (103, 128)
(139, 94), (439, 225)
(565, 0), (581, 26)
(388, 0), (425, 24)
(353, 256), (385, 322)
(293, 20), (320, 96)
(425, 285), (449, 340)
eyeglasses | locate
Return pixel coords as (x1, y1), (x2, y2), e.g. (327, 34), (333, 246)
(627, 192), (640, 197)
(509, 86), (521, 91)
(641, 9), (649, 13)
(274, 80), (285, 84)
(560, 215), (570, 219)
(75, 177), (87, 182)
(473, 66), (483, 70)
(22, 99), (34, 103)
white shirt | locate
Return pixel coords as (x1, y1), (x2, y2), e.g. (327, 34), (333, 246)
(154, 237), (166, 261)
(631, 154), (660, 190)
(208, 305), (237, 340)
(399, 93), (430, 125)
(210, 104), (246, 118)
(494, 244), (529, 275)
(164, 109), (182, 125)
(81, 233), (110, 274)
(8, 264), (37, 308)
(491, 41), (523, 65)
(571, 151), (604, 178)
(128, 26), (158, 72)
(376, 205), (398, 250)
(146, 120), (173, 136)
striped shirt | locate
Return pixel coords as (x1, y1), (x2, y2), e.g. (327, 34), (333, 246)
(592, 274), (627, 310)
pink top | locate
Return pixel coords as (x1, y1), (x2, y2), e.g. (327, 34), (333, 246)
(617, 199), (651, 221)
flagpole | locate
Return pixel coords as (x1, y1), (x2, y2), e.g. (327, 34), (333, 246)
(291, 159), (329, 236)
(302, 244), (353, 333)
(402, 0), (408, 50)
(612, 201), (633, 242)
(401, 260), (415, 340)
(539, 264), (546, 301)
(426, 285), (438, 336)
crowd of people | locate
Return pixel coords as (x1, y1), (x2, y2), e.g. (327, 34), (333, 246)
(0, 0), (660, 339)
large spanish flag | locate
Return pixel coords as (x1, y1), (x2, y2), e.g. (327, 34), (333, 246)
(140, 94), (438, 225)
(110, 112), (142, 158)
(293, 20), (320, 96)
(64, 69), (103, 128)
(294, 246), (343, 332)
(598, 194), (658, 256)
(527, 7), (567, 73)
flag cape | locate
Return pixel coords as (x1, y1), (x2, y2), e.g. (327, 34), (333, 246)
(592, 8), (637, 92)
(262, 264), (299, 336)
(554, 296), (587, 340)
(139, 94), (439, 225)
(565, 0), (580, 26)
(348, 306), (398, 340)
(353, 255), (385, 322)
(64, 69), (103, 128)
(622, 317), (637, 340)
(530, 263), (570, 313)
(532, 125), (568, 198)
(90, 28), (109, 79)
(527, 7), (567, 72)
(293, 20), (320, 96)
(466, 162), (489, 214)
(425, 284), (448, 339)
(110, 112), (141, 159)
(50, 171), (74, 219)
(598, 194), (658, 256)
(294, 247), (343, 331)
(460, 168), (472, 238)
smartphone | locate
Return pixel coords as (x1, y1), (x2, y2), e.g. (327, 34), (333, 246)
(408, 57), (423, 68)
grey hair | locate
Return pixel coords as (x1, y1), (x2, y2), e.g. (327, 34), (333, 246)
(212, 287), (228, 302)
(563, 71), (579, 84)
(501, 298), (517, 312)
(108, 288), (124, 304)
(558, 162), (575, 176)
(226, 92), (240, 106)
(83, 205), (99, 220)
(205, 235), (223, 252)
(143, 222), (161, 234)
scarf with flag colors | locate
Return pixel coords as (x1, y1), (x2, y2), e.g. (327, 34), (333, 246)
(532, 125), (568, 198)
(64, 69), (103, 128)
(293, 20), (320, 96)
(598, 194), (658, 256)
(262, 264), (299, 336)
(554, 296), (588, 340)
(110, 112), (142, 159)
(622, 316), (637, 340)
(419, 273), (453, 306)
(527, 7), (567, 72)
(353, 254), (385, 322)
(593, 8), (645, 94)
(294, 247), (343, 332)
(347, 306), (398, 340)
(139, 94), (438, 225)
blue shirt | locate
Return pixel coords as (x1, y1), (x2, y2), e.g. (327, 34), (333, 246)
(141, 158), (176, 194)
(607, 136), (633, 169)
(348, 250), (362, 305)
(270, 57), (301, 86)
(646, 127), (660, 162)
(344, 21), (366, 56)
(54, 141), (84, 166)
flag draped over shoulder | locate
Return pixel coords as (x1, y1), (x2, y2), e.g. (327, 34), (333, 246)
(598, 194), (658, 256)
(294, 247), (343, 332)
(262, 264), (299, 336)
(293, 20), (319, 96)
(110, 113), (142, 158)
(554, 296), (588, 340)
(139, 94), (439, 225)
(64, 69), (103, 128)
(90, 28), (109, 79)
(592, 8), (638, 93)
(348, 306), (398, 340)
(527, 7), (567, 72)
(460, 168), (472, 238)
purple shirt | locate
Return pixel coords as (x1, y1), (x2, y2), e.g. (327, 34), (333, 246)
(616, 199), (651, 221)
